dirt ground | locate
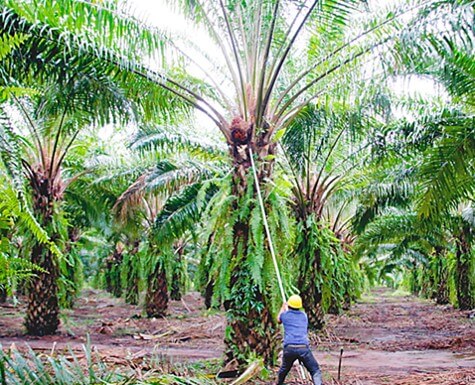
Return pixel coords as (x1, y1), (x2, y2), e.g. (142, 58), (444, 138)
(313, 288), (475, 385)
(0, 287), (474, 384)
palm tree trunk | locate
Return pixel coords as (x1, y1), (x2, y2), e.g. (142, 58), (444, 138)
(170, 244), (185, 301)
(25, 242), (60, 335)
(296, 218), (325, 330)
(224, 240), (278, 365)
(224, 280), (277, 365)
(455, 231), (474, 310)
(25, 170), (61, 336)
(224, 140), (278, 365)
(104, 243), (123, 298)
(204, 279), (214, 309)
(432, 247), (450, 305)
(123, 240), (140, 305)
(145, 260), (168, 317)
(410, 261), (420, 295)
(435, 266), (450, 305)
(0, 287), (6, 303)
(197, 233), (217, 309)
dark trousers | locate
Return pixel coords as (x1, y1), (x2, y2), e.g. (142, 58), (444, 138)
(277, 345), (322, 385)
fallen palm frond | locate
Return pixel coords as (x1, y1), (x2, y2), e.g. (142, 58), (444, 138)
(135, 374), (217, 385)
(0, 341), (223, 385)
(230, 358), (264, 385)
(0, 341), (123, 385)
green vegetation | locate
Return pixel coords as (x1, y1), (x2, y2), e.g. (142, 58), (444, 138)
(0, 342), (221, 385)
(0, 0), (474, 379)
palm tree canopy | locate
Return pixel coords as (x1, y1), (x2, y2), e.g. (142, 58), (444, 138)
(3, 0), (466, 143)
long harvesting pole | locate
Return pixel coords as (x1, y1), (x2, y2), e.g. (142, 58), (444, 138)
(248, 147), (308, 382)
(248, 147), (286, 301)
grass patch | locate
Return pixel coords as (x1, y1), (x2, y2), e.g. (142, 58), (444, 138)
(357, 293), (378, 304)
(390, 288), (412, 297)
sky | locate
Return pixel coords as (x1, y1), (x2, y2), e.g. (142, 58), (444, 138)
(126, 0), (185, 30)
(126, 0), (448, 94)
(99, 0), (448, 139)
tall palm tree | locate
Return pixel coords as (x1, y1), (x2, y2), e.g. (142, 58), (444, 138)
(0, 0), (190, 333)
(2, 0), (471, 360)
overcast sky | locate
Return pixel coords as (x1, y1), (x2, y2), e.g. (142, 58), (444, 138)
(120, 0), (447, 127)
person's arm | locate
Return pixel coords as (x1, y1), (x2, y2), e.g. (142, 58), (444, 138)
(277, 302), (288, 324)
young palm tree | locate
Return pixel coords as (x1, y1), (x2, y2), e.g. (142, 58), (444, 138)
(111, 124), (227, 317)
(279, 102), (368, 328)
(0, 64), (131, 335)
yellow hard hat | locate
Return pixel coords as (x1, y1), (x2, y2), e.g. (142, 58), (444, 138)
(287, 294), (303, 309)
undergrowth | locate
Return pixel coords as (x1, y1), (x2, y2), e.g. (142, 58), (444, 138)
(0, 341), (221, 385)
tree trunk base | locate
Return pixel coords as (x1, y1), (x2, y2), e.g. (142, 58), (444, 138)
(25, 274), (60, 335)
(145, 268), (168, 318)
(0, 287), (6, 303)
(25, 243), (60, 336)
(224, 297), (278, 366)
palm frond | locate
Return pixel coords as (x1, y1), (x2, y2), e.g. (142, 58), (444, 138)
(152, 183), (218, 247)
(0, 176), (60, 257)
(129, 124), (226, 156)
(114, 159), (218, 214)
(0, 105), (24, 192)
(357, 212), (417, 247)
(417, 116), (475, 218)
(353, 180), (415, 233)
(0, 1), (200, 126)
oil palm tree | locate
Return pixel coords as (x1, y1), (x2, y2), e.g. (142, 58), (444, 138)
(354, 106), (475, 309)
(416, 115), (475, 309)
(0, 0), (190, 333)
(2, 0), (471, 360)
(100, 123), (226, 316)
(279, 95), (381, 328)
(0, 34), (55, 301)
(0, 58), (132, 335)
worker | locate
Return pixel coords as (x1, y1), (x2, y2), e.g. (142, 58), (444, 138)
(276, 294), (322, 385)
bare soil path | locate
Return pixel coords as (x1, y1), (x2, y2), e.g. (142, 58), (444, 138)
(0, 287), (474, 384)
(0, 290), (224, 361)
(313, 287), (475, 385)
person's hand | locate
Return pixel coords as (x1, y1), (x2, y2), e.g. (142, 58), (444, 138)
(277, 302), (288, 323)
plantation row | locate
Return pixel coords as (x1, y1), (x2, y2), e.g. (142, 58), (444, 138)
(0, 0), (474, 366)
